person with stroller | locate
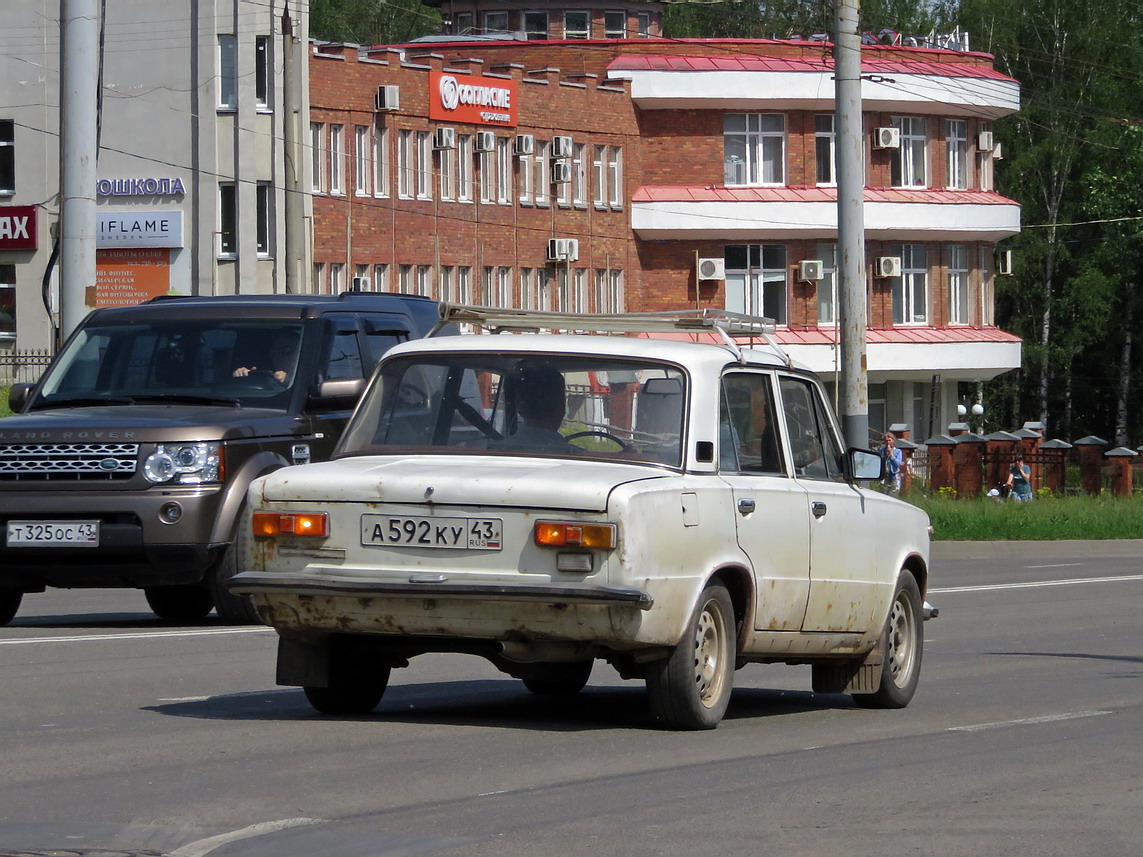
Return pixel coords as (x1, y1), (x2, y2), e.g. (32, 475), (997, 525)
(1007, 454), (1033, 501)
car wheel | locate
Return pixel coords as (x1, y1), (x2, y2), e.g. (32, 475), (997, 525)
(522, 661), (593, 696)
(303, 666), (391, 716)
(208, 508), (260, 624)
(853, 571), (923, 709)
(144, 584), (214, 621)
(0, 589), (23, 625)
(646, 582), (735, 730)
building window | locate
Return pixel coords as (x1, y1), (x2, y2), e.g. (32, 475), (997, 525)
(310, 123), (325, 193)
(439, 142), (455, 201)
(354, 264), (369, 287)
(219, 182), (237, 257)
(636, 12), (651, 37)
(815, 115), (835, 186)
(948, 245), (969, 324)
(497, 137), (511, 203)
(564, 10), (590, 38)
(482, 267), (494, 305)
(891, 116), (927, 188)
(397, 129), (412, 198)
(354, 125), (370, 196)
(417, 265), (432, 297)
(535, 140), (550, 206)
(979, 124), (994, 191)
(416, 131), (432, 200)
(946, 120), (968, 190)
(520, 269), (534, 309)
(815, 243), (837, 325)
(572, 143), (587, 205)
(454, 12), (473, 34)
(255, 36), (270, 109)
(556, 153), (572, 206)
(314, 263), (325, 294)
(0, 120), (13, 194)
(497, 266), (512, 307)
(484, 11), (508, 33)
(518, 142), (533, 203)
(439, 266), (454, 302)
(373, 121), (389, 198)
(398, 264), (412, 292)
(373, 264), (389, 290)
(724, 114), (785, 186)
(592, 145), (606, 207)
(458, 134), (473, 202)
(607, 147), (623, 206)
(0, 264), (15, 337)
(609, 269), (624, 312)
(524, 12), (548, 39)
(329, 125), (345, 196)
(573, 269), (588, 311)
(479, 140), (495, 203)
(604, 10), (626, 37)
(256, 182), (271, 256)
(330, 262), (345, 294)
(892, 244), (928, 324)
(725, 244), (787, 324)
(458, 267), (472, 304)
(218, 35), (237, 110)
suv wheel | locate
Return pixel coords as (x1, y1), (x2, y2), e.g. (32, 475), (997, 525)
(144, 584), (213, 621)
(0, 589), (23, 626)
(646, 581), (735, 730)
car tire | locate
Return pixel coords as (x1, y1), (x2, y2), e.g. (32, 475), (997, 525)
(208, 508), (260, 625)
(0, 589), (23, 626)
(646, 581), (736, 730)
(853, 571), (923, 709)
(144, 584), (214, 621)
(522, 661), (593, 696)
(303, 666), (391, 716)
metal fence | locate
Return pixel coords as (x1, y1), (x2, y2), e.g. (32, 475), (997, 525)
(0, 350), (52, 386)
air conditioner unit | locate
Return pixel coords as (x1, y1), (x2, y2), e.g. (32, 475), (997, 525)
(432, 127), (456, 150)
(696, 257), (725, 280)
(874, 127), (900, 149)
(875, 256), (903, 278)
(351, 276), (370, 289)
(375, 84), (400, 112)
(474, 131), (496, 152)
(546, 238), (580, 262)
(992, 141), (1004, 160)
(977, 131), (994, 151)
(513, 134), (535, 155)
(996, 249), (1014, 276)
(550, 160), (572, 184)
(551, 135), (573, 158)
(798, 260), (824, 281)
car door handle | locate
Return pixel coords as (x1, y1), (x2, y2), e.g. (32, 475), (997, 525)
(811, 501), (827, 518)
(737, 498), (755, 515)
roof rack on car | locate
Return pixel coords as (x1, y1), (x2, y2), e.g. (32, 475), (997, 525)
(430, 304), (792, 366)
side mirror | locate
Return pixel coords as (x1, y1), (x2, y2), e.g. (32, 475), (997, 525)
(308, 378), (366, 411)
(7, 383), (33, 413)
(845, 448), (885, 482)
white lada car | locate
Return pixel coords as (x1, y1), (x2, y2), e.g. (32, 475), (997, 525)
(230, 307), (931, 730)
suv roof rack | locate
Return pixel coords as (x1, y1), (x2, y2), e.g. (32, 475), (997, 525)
(430, 304), (792, 366)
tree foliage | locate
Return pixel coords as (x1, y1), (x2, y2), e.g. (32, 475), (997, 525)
(310, 0), (440, 45)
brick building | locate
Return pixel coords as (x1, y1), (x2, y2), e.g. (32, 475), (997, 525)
(307, 25), (1022, 435)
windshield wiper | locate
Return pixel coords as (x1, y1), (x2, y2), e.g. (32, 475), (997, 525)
(35, 395), (138, 408)
(128, 393), (242, 407)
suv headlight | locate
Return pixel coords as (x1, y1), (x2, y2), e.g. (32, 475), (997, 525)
(143, 442), (223, 485)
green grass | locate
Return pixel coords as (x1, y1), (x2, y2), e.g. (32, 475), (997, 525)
(0, 385), (11, 418)
(905, 492), (1143, 540)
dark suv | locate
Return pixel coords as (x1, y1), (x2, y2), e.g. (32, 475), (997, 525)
(0, 292), (449, 624)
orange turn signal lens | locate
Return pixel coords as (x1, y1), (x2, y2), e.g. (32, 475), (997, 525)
(252, 511), (329, 538)
(534, 521), (617, 549)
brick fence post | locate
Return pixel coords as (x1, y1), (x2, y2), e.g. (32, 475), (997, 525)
(1105, 447), (1137, 497)
(1073, 436), (1109, 495)
(896, 438), (918, 494)
(953, 433), (987, 499)
(923, 434), (957, 495)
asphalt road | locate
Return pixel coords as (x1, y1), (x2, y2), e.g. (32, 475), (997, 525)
(1, 540), (1141, 857)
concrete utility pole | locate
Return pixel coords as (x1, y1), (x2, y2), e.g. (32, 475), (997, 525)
(282, 3), (304, 294)
(59, 0), (101, 341)
(834, 0), (870, 450)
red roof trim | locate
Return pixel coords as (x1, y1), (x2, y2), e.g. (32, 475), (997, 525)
(608, 54), (1015, 83)
(632, 186), (1019, 206)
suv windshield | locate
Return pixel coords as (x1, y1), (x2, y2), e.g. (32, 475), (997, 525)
(338, 354), (687, 466)
(33, 320), (307, 409)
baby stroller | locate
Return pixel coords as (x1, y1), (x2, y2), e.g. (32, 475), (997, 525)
(987, 482), (1011, 500)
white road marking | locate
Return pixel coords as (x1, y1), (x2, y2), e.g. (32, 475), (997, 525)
(0, 627), (274, 645)
(930, 574), (1143, 594)
(169, 817), (324, 857)
(1026, 562), (1085, 569)
(948, 710), (1111, 732)
(158, 695), (212, 703)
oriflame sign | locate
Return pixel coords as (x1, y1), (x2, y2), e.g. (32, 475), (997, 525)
(0, 206), (37, 250)
(429, 72), (517, 127)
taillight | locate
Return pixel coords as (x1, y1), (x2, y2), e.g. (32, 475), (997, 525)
(252, 511), (329, 538)
(534, 521), (617, 549)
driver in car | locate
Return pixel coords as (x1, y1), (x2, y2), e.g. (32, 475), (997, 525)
(233, 331), (300, 384)
(506, 364), (575, 453)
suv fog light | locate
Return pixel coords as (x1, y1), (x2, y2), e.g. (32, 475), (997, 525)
(556, 553), (593, 573)
(158, 502), (183, 524)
